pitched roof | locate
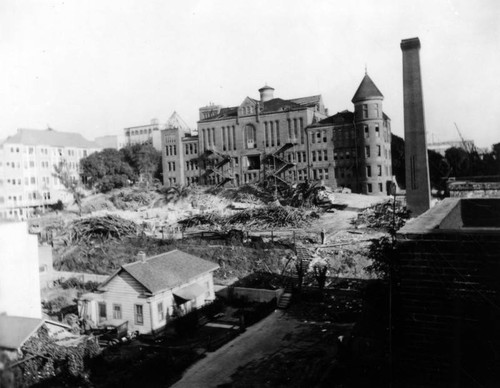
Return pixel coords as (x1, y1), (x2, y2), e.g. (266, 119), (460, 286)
(3, 128), (99, 149)
(0, 315), (44, 350)
(102, 250), (219, 294)
(166, 111), (190, 132)
(351, 74), (384, 103)
(198, 94), (321, 122)
(290, 95), (322, 107)
(316, 110), (355, 126)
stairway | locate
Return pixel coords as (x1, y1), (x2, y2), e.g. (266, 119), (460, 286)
(277, 291), (292, 309)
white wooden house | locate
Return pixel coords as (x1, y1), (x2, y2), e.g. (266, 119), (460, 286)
(78, 250), (219, 335)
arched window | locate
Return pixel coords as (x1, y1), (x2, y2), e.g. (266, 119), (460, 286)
(244, 124), (256, 149)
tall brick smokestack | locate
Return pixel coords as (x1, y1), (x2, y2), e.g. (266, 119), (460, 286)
(401, 37), (431, 216)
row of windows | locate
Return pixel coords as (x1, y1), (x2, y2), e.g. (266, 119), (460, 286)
(312, 168), (329, 181)
(7, 146), (88, 157)
(311, 150), (329, 162)
(361, 103), (381, 119)
(166, 162), (176, 171)
(287, 118), (305, 144)
(240, 105), (255, 116)
(126, 127), (155, 136)
(2, 176), (58, 186)
(243, 172), (258, 184)
(366, 165), (387, 177)
(264, 121), (281, 147)
(165, 145), (177, 156)
(166, 177), (177, 185)
(186, 176), (199, 185)
(185, 160), (198, 171)
(3, 160), (77, 169)
(221, 126), (236, 151)
(310, 129), (327, 144)
(184, 143), (198, 155)
(334, 150), (352, 161)
(335, 167), (353, 179)
(2, 191), (51, 203)
(367, 182), (385, 193)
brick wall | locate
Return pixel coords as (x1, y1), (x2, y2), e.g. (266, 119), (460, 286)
(395, 231), (500, 386)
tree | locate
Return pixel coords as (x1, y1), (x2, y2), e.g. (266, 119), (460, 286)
(445, 147), (470, 177)
(391, 134), (405, 188)
(80, 148), (136, 192)
(428, 149), (450, 192)
(120, 144), (162, 185)
(53, 159), (84, 215)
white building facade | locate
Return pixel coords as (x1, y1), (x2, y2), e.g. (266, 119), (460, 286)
(0, 128), (100, 220)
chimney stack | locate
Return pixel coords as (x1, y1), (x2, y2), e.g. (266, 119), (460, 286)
(401, 37), (431, 216)
(137, 251), (146, 263)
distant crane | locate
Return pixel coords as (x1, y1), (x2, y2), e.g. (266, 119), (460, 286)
(454, 122), (475, 153)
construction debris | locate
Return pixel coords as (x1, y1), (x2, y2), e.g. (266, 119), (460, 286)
(351, 200), (410, 231)
(179, 205), (317, 230)
(64, 215), (138, 244)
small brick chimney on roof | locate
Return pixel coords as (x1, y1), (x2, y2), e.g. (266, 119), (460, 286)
(137, 251), (146, 263)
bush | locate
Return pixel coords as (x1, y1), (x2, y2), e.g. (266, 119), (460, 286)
(59, 277), (100, 292)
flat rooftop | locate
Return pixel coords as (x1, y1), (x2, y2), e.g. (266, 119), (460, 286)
(398, 198), (500, 235)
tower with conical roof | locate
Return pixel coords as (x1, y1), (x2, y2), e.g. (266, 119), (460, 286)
(352, 72), (392, 195)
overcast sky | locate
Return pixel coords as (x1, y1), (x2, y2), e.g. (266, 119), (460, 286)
(1, 0), (499, 148)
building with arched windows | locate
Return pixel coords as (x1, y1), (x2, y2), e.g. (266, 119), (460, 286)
(161, 74), (393, 196)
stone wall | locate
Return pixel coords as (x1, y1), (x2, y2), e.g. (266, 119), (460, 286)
(448, 181), (500, 198)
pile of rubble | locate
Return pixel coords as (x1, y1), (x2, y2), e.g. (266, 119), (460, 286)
(352, 200), (410, 232)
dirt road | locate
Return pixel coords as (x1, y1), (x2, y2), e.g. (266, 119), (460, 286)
(171, 310), (302, 388)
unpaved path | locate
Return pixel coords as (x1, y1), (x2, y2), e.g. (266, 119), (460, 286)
(171, 310), (302, 388)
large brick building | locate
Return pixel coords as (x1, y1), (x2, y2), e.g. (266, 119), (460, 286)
(162, 74), (393, 195)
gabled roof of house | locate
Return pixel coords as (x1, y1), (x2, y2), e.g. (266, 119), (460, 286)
(352, 74), (384, 103)
(100, 250), (219, 294)
(0, 315), (44, 350)
(2, 128), (99, 149)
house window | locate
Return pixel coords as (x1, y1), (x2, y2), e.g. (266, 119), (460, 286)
(324, 150), (328, 161)
(379, 183), (383, 192)
(365, 146), (370, 158)
(135, 304), (144, 325)
(158, 302), (165, 321)
(366, 165), (372, 177)
(364, 126), (369, 138)
(378, 165), (382, 176)
(113, 304), (122, 320)
(367, 183), (373, 193)
(98, 302), (107, 323)
(375, 125), (380, 137)
(363, 104), (368, 118)
(377, 145), (381, 157)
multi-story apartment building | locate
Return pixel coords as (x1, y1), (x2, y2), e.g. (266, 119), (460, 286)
(0, 128), (100, 220)
(161, 74), (393, 195)
(124, 119), (163, 150)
